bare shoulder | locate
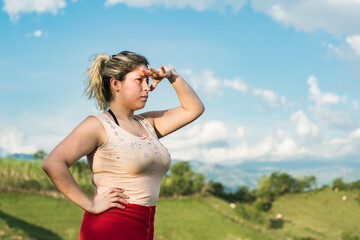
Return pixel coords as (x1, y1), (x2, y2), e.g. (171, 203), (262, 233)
(77, 115), (106, 142)
(44, 115), (107, 168)
(138, 111), (159, 126)
(60, 115), (107, 153)
(82, 115), (104, 129)
(139, 110), (170, 138)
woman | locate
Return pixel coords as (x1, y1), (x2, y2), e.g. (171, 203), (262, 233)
(42, 51), (204, 240)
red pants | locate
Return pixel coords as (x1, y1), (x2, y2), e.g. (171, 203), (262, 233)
(79, 204), (156, 240)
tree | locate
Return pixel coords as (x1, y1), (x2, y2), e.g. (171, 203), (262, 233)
(159, 161), (206, 197)
(192, 173), (206, 194)
(170, 161), (194, 195)
(207, 181), (225, 198)
(298, 175), (317, 191)
(33, 150), (47, 160)
(332, 178), (349, 191)
(257, 172), (317, 203)
(234, 186), (256, 203)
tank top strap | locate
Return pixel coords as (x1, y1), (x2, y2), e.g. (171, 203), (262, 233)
(134, 115), (158, 139)
(91, 113), (118, 138)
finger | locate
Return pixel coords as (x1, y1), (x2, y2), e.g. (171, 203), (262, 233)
(109, 187), (124, 193)
(141, 67), (151, 75)
(111, 202), (125, 209)
(109, 192), (130, 199)
(139, 66), (147, 74)
(150, 82), (159, 91)
(160, 65), (166, 74)
(147, 65), (159, 74)
(114, 196), (130, 204)
(115, 187), (124, 192)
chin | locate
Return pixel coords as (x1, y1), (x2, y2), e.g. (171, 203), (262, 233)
(134, 103), (146, 110)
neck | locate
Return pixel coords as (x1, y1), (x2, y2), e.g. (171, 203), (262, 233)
(108, 102), (134, 122)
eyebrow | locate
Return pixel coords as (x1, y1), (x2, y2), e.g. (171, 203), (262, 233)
(135, 74), (149, 82)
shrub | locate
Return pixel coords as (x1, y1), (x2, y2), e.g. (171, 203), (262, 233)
(341, 231), (359, 240)
(253, 198), (272, 212)
(268, 218), (284, 229)
(20, 179), (42, 191)
(332, 178), (350, 191)
(235, 204), (268, 225)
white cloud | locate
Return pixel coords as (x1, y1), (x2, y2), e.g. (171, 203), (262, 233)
(25, 29), (48, 38)
(203, 135), (305, 162)
(224, 77), (283, 106)
(253, 89), (278, 106)
(181, 69), (223, 96)
(307, 76), (341, 105)
(352, 100), (359, 110)
(310, 104), (358, 129)
(346, 35), (360, 57)
(163, 115), (360, 163)
(290, 110), (318, 136)
(251, 0), (360, 37)
(163, 120), (229, 150)
(3, 0), (66, 21)
(236, 126), (245, 138)
(276, 136), (298, 156)
(223, 78), (249, 93)
(33, 30), (43, 38)
(350, 128), (360, 138)
(327, 37), (360, 63)
(182, 68), (288, 108)
(163, 120), (304, 163)
(327, 43), (346, 60)
(224, 78), (287, 108)
(306, 76), (358, 129)
(326, 138), (350, 146)
(0, 127), (37, 155)
(104, 0), (247, 12)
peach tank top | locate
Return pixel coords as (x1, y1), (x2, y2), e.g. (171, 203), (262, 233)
(87, 113), (171, 206)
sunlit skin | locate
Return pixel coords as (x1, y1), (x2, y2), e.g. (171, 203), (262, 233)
(110, 65), (151, 113)
(105, 64), (171, 139)
(42, 63), (204, 214)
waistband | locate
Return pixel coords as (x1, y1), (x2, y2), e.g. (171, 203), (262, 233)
(86, 204), (155, 228)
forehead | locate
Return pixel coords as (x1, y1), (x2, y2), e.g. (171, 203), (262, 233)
(127, 65), (147, 77)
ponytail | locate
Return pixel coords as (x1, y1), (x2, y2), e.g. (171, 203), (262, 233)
(84, 54), (110, 110)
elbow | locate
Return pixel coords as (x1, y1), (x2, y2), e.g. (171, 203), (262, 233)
(197, 102), (205, 117)
(42, 158), (50, 173)
(42, 156), (55, 173)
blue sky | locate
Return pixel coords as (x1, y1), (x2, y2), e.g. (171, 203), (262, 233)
(1, 0), (360, 168)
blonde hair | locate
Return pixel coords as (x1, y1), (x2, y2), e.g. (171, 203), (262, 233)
(84, 51), (149, 110)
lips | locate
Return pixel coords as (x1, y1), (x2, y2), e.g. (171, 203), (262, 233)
(141, 95), (148, 100)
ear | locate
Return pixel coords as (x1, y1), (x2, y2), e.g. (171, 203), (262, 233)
(110, 77), (121, 91)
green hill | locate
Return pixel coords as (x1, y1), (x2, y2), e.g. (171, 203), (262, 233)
(0, 192), (272, 240)
(268, 188), (360, 240)
(1, 189), (359, 240)
(1, 159), (359, 239)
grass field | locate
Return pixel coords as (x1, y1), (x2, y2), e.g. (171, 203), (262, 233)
(1, 158), (359, 240)
(269, 188), (360, 240)
(0, 192), (273, 240)
(1, 189), (359, 240)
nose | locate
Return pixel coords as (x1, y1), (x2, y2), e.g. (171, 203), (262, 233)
(142, 81), (150, 92)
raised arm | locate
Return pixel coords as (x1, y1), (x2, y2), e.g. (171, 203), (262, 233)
(42, 116), (129, 213)
(141, 66), (205, 138)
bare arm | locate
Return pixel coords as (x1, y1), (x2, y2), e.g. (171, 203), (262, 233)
(42, 116), (129, 213)
(141, 66), (205, 138)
